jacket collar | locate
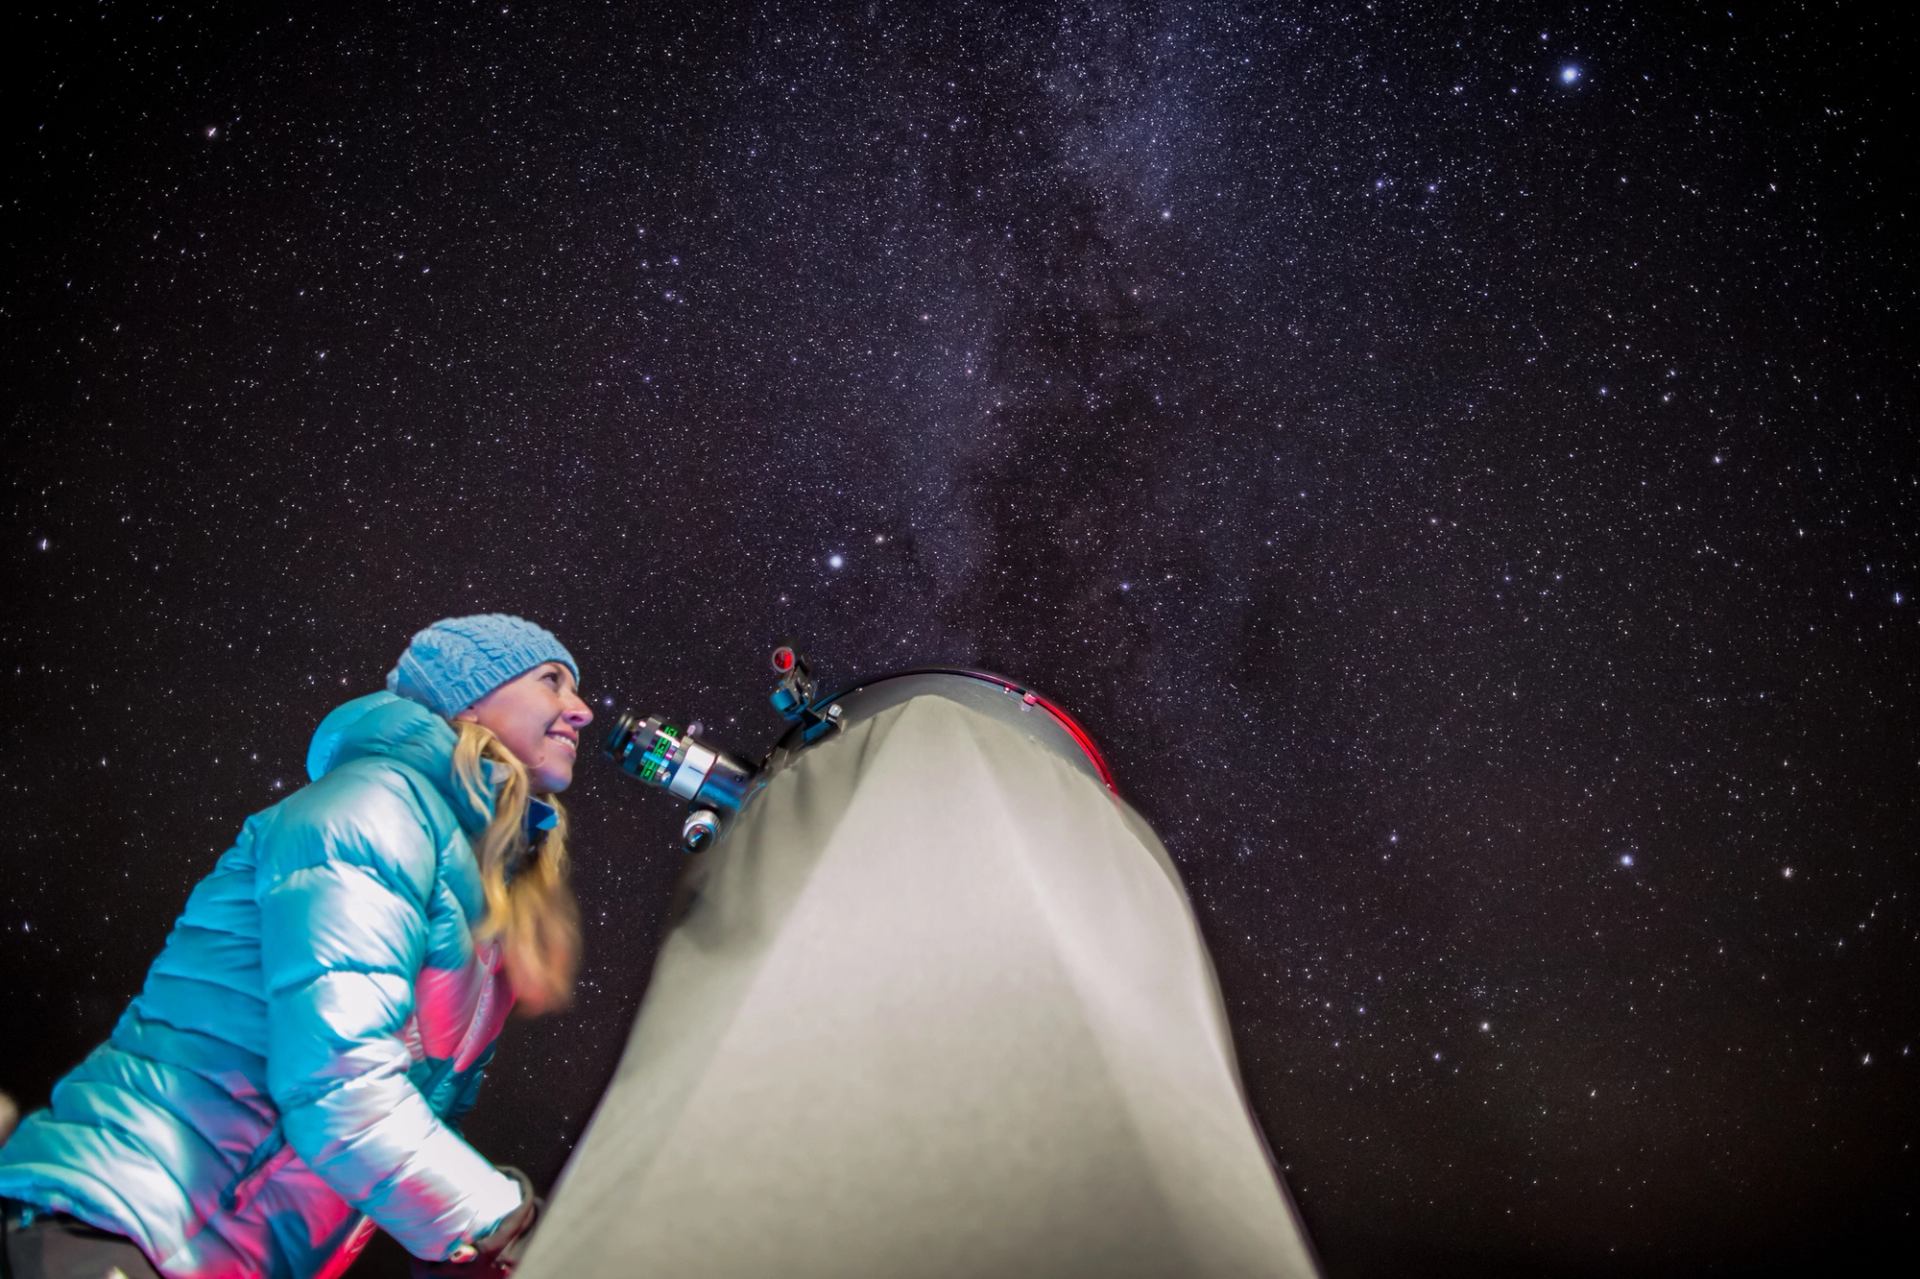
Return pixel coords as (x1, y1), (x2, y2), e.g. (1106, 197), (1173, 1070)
(488, 759), (559, 840)
(527, 795), (559, 837)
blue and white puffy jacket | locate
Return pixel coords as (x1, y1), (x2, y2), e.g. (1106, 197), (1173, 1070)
(0, 692), (531, 1279)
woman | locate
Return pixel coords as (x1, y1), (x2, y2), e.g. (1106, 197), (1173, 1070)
(0, 614), (594, 1279)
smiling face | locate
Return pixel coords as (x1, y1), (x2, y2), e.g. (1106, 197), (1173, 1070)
(454, 661), (594, 792)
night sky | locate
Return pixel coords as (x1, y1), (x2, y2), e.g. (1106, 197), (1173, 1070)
(4, 2), (1916, 1275)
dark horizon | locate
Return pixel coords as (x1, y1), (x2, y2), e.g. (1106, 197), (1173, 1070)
(3, 2), (1914, 1274)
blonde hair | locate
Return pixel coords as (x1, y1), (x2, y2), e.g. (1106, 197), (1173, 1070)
(450, 719), (581, 1015)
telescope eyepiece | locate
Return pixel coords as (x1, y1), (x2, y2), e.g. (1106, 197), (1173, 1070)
(601, 709), (759, 823)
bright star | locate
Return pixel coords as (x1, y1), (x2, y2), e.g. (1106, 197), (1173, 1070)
(1561, 65), (1581, 84)
(827, 554), (844, 570)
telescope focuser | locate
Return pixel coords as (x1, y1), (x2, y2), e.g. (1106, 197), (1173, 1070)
(602, 713), (758, 853)
(602, 646), (841, 853)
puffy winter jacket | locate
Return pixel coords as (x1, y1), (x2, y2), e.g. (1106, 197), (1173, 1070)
(0, 692), (532, 1279)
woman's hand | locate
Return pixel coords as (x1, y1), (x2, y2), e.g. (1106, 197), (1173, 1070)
(412, 1166), (543, 1277)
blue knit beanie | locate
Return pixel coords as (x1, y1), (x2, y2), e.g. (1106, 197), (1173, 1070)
(386, 614), (579, 717)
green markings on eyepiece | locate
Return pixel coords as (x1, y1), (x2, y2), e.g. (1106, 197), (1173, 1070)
(636, 723), (686, 784)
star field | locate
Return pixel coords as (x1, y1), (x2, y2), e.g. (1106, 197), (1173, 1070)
(2, 3), (1915, 1275)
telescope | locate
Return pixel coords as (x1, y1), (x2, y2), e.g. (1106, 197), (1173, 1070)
(552, 645), (1320, 1279)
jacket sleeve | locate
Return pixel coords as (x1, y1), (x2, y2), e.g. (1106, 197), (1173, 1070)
(257, 774), (523, 1261)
